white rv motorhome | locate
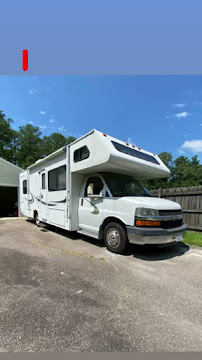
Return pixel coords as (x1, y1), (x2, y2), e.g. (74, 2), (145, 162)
(20, 129), (187, 254)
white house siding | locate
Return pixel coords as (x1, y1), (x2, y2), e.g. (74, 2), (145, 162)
(0, 157), (23, 187)
(0, 158), (23, 217)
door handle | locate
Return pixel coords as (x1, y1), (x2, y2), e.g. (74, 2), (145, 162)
(41, 194), (43, 199)
(81, 199), (83, 206)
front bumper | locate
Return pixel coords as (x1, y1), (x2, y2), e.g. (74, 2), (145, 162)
(126, 223), (187, 245)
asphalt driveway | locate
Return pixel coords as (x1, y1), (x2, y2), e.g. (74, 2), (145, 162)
(0, 219), (202, 352)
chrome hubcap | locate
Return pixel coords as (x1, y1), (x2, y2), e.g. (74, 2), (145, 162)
(106, 228), (120, 248)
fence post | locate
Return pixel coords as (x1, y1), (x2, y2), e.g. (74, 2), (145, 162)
(158, 187), (162, 198)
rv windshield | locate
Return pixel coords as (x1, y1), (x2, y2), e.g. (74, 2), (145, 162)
(103, 174), (152, 197)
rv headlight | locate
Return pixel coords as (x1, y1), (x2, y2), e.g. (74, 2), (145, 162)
(135, 208), (159, 217)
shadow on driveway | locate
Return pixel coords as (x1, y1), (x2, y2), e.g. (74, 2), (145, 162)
(27, 219), (189, 261)
(27, 219), (105, 248)
(129, 242), (190, 261)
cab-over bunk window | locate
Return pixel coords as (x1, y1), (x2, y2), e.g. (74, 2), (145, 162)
(111, 141), (159, 165)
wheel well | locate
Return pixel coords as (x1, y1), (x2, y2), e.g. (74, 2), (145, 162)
(99, 217), (126, 240)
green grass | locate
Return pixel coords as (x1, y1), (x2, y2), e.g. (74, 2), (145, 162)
(183, 231), (202, 247)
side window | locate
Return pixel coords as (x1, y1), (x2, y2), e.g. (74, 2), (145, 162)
(48, 168), (57, 191)
(42, 173), (45, 189)
(84, 177), (104, 196)
(74, 146), (90, 163)
(48, 165), (66, 191)
(57, 166), (66, 190)
(23, 180), (27, 194)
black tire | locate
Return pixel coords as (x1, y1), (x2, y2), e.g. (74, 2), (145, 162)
(35, 212), (41, 227)
(103, 222), (128, 254)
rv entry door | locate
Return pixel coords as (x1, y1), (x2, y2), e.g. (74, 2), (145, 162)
(40, 170), (47, 221)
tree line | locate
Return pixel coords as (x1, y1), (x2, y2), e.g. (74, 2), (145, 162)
(143, 151), (202, 189)
(1, 109), (202, 188)
(0, 110), (76, 169)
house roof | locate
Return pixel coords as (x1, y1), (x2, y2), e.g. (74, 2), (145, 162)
(0, 157), (23, 171)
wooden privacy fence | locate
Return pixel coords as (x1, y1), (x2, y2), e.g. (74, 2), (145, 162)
(150, 186), (202, 231)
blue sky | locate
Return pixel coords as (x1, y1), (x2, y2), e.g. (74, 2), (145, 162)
(0, 76), (202, 163)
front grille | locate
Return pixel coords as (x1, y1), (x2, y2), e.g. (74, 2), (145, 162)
(135, 209), (184, 229)
(161, 219), (183, 229)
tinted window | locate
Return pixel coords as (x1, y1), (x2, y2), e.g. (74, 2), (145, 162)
(57, 166), (66, 190)
(111, 141), (159, 165)
(42, 173), (45, 189)
(84, 177), (104, 196)
(23, 180), (27, 194)
(48, 165), (66, 191)
(74, 146), (90, 163)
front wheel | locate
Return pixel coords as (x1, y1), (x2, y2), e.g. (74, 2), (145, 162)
(104, 222), (128, 254)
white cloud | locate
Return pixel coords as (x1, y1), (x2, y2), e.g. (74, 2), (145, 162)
(184, 135), (188, 137)
(40, 111), (46, 115)
(174, 111), (190, 119)
(127, 137), (132, 143)
(170, 125), (174, 128)
(49, 115), (55, 123)
(172, 103), (187, 108)
(195, 102), (202, 105)
(20, 119), (26, 123)
(29, 89), (37, 95)
(29, 121), (34, 125)
(39, 125), (47, 130)
(181, 140), (202, 152)
(58, 126), (67, 132)
(166, 115), (171, 119)
(200, 123), (202, 126)
(178, 148), (185, 154)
